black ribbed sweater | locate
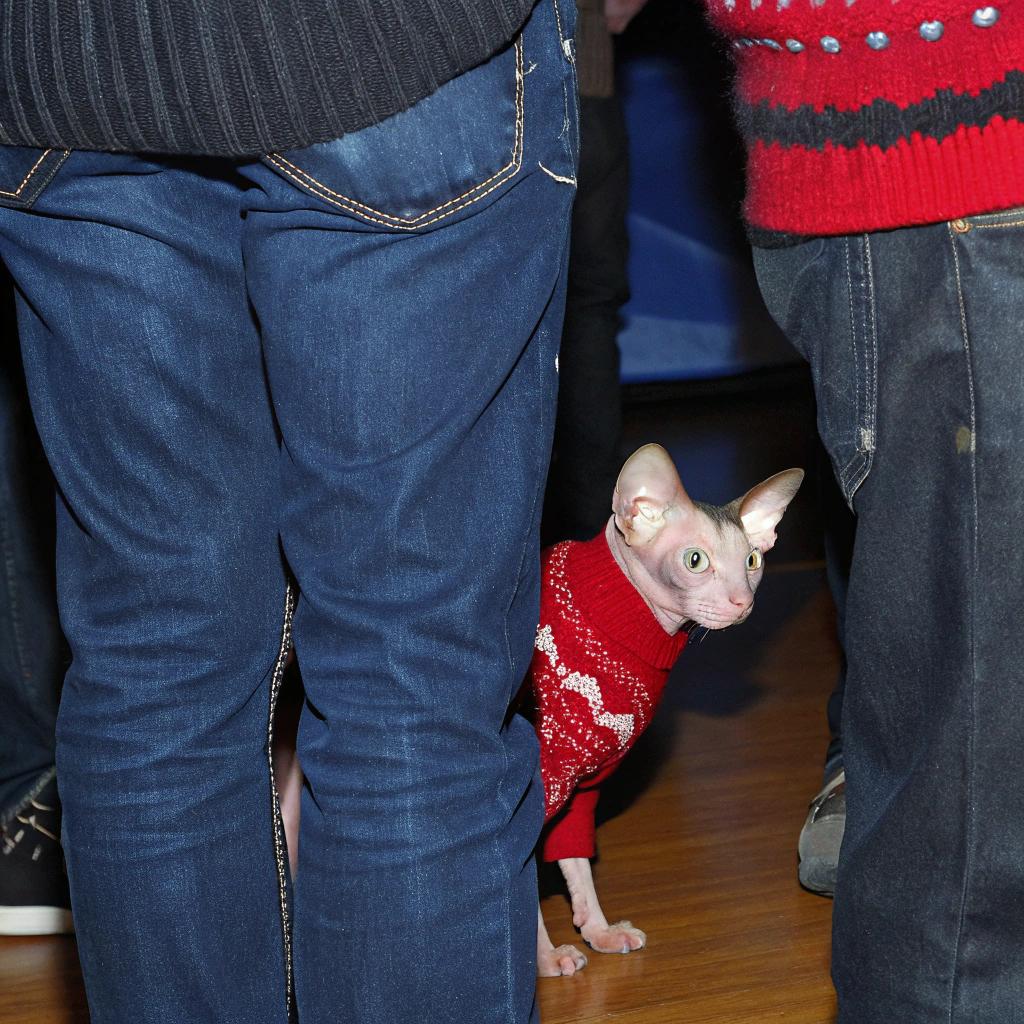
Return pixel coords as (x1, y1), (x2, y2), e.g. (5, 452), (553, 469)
(0, 0), (536, 157)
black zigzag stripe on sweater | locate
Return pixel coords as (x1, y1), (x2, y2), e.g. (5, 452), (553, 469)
(736, 69), (1024, 151)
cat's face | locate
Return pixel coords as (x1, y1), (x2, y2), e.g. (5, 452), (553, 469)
(651, 507), (766, 630)
(607, 445), (803, 635)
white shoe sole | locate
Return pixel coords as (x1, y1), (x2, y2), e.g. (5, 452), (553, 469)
(0, 905), (74, 935)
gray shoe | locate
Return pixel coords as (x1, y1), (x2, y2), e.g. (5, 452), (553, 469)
(798, 768), (845, 897)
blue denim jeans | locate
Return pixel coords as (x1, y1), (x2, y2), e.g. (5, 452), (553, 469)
(754, 215), (1024, 1023)
(0, 1), (577, 1020)
(0, 324), (66, 821)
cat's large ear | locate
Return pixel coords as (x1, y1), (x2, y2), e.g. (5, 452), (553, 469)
(612, 443), (693, 546)
(735, 469), (804, 552)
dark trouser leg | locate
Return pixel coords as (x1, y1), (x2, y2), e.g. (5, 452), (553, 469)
(755, 218), (1024, 1022)
(0, 152), (289, 1023)
(0, 269), (66, 819)
(820, 444), (854, 780)
(544, 93), (629, 542)
(0, 269), (71, 936)
(240, 3), (577, 1021)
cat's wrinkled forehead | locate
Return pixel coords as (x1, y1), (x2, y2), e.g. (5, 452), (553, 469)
(693, 499), (743, 533)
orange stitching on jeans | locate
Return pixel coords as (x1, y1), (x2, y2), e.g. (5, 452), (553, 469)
(265, 37), (524, 230)
(971, 219), (1024, 229)
(0, 149), (63, 198)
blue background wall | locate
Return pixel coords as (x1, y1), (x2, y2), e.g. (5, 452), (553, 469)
(614, 4), (799, 382)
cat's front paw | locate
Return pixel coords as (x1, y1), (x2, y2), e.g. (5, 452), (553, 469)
(581, 920), (646, 955)
(538, 943), (588, 977)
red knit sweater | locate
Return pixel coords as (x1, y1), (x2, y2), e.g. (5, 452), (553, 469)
(528, 533), (688, 862)
(704, 1), (1024, 235)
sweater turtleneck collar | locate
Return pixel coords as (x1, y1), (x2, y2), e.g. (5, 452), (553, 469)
(561, 532), (689, 671)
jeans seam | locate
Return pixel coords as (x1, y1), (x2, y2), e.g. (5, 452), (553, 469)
(496, 733), (515, 1021)
(855, 235), (867, 466)
(551, 0), (567, 47)
(263, 37), (524, 230)
(864, 237), (880, 454)
(0, 148), (53, 198)
(552, 0), (578, 172)
(945, 222), (979, 1024)
(840, 238), (859, 497)
(0, 502), (32, 690)
(267, 583), (297, 1021)
(837, 235), (877, 503)
(861, 233), (878, 455)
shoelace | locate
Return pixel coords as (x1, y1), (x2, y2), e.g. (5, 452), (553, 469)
(2, 797), (60, 855)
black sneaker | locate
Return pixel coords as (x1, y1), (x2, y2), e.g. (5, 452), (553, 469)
(797, 767), (845, 897)
(0, 776), (74, 935)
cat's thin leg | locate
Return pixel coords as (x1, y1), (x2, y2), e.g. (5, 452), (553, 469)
(558, 857), (646, 954)
(536, 904), (588, 977)
(274, 740), (303, 878)
(272, 656), (304, 878)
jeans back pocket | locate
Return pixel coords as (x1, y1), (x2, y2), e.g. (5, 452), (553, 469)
(0, 146), (69, 210)
(263, 32), (523, 231)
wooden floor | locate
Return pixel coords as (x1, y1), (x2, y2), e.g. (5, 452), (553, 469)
(0, 372), (841, 1023)
(537, 557), (839, 1024)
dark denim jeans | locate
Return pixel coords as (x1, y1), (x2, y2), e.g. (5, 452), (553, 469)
(0, 316), (66, 821)
(755, 214), (1024, 1024)
(0, 1), (577, 1021)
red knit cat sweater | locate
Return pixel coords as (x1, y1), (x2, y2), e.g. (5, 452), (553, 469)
(704, 1), (1024, 235)
(529, 532), (688, 863)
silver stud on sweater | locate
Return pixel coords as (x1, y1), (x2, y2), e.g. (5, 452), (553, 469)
(729, 8), (1003, 58)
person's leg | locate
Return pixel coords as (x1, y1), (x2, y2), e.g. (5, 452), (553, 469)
(935, 208), (1024, 1023)
(0, 289), (66, 815)
(797, 451), (853, 897)
(0, 149), (290, 1023)
(755, 219), (1024, 1022)
(0, 282), (72, 933)
(240, 3), (577, 1020)
(820, 449), (854, 781)
(544, 92), (629, 542)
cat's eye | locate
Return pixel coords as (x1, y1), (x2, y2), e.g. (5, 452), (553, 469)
(746, 549), (763, 571)
(682, 548), (710, 574)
